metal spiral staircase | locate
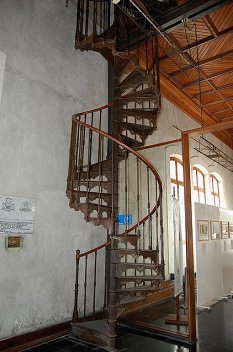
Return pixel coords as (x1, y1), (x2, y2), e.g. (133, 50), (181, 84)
(66, 0), (166, 350)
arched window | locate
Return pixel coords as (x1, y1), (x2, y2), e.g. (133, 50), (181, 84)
(170, 156), (184, 201)
(193, 166), (206, 204)
(210, 174), (220, 207)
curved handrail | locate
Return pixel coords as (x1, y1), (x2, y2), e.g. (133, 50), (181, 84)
(73, 103), (113, 119)
(72, 115), (163, 236)
(76, 241), (111, 258)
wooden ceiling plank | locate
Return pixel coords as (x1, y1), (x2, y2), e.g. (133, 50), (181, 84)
(169, 49), (233, 77)
(193, 83), (233, 98)
(182, 26), (233, 51)
(182, 67), (233, 88)
(203, 15), (218, 37)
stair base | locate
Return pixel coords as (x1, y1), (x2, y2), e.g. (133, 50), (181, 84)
(72, 320), (116, 351)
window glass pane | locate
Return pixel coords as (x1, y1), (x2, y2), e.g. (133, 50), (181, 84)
(215, 196), (219, 207)
(211, 194), (215, 206)
(193, 189), (198, 203)
(199, 191), (205, 204)
(170, 160), (176, 179)
(192, 170), (197, 186)
(213, 178), (218, 193)
(210, 176), (214, 192)
(177, 162), (184, 182)
(171, 183), (178, 199)
(179, 186), (184, 203)
(197, 171), (204, 189)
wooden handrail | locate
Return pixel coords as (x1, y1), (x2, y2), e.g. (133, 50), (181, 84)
(76, 241), (111, 258)
(72, 117), (163, 236)
(73, 103), (113, 119)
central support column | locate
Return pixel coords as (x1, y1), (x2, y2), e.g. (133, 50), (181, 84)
(182, 133), (196, 343)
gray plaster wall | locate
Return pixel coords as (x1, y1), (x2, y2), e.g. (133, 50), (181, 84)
(0, 0), (108, 339)
(143, 98), (233, 276)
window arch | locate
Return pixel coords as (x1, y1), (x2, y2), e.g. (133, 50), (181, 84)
(193, 166), (206, 204)
(170, 156), (184, 201)
(210, 174), (221, 207)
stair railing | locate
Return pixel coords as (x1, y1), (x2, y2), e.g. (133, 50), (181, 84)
(67, 103), (164, 269)
(72, 240), (111, 322)
(75, 0), (114, 49)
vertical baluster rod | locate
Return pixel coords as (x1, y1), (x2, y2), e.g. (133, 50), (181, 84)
(67, 120), (77, 201)
(76, 0), (81, 38)
(80, 0), (84, 36)
(85, 0), (90, 36)
(155, 179), (159, 253)
(136, 157), (141, 245)
(92, 250), (97, 318)
(124, 151), (128, 234)
(84, 254), (88, 319)
(72, 250), (80, 323)
(100, 0), (103, 35)
(93, 0), (97, 34)
(147, 167), (152, 250)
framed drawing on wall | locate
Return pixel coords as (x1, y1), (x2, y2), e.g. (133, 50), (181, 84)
(229, 223), (233, 237)
(210, 221), (220, 240)
(221, 222), (229, 239)
(198, 220), (209, 241)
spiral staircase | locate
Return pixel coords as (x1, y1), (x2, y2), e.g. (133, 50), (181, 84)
(66, 0), (166, 350)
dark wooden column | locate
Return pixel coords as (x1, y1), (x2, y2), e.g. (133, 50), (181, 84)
(182, 133), (196, 343)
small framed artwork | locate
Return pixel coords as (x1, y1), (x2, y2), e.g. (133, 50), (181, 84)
(198, 220), (209, 241)
(210, 221), (220, 240)
(5, 235), (23, 249)
(221, 222), (229, 239)
(229, 223), (233, 237)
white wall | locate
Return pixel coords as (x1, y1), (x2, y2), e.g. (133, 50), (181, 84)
(194, 204), (233, 306)
(140, 98), (233, 277)
(0, 0), (108, 339)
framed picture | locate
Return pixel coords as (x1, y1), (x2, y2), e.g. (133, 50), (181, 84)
(210, 221), (220, 240)
(198, 220), (209, 241)
(229, 223), (233, 237)
(221, 222), (229, 239)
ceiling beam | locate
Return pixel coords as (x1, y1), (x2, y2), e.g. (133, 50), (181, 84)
(182, 119), (233, 136)
(182, 68), (233, 88)
(193, 83), (233, 98)
(169, 50), (233, 77)
(160, 72), (233, 148)
(155, 0), (232, 32)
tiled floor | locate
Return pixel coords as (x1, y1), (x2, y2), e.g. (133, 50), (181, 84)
(23, 299), (233, 352)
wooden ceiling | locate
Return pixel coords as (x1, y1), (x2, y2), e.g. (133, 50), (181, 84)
(156, 2), (233, 149)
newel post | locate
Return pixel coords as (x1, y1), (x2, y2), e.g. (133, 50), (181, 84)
(72, 249), (80, 323)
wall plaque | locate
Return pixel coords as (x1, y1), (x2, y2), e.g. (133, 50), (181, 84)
(0, 195), (35, 234)
(5, 235), (23, 249)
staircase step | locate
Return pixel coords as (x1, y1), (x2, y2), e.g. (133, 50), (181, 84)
(85, 158), (112, 172)
(72, 319), (111, 349)
(116, 262), (156, 272)
(113, 249), (159, 263)
(116, 57), (139, 77)
(117, 274), (163, 283)
(119, 108), (158, 121)
(119, 122), (154, 141)
(116, 70), (149, 93)
(117, 286), (157, 293)
(116, 234), (139, 247)
(120, 135), (143, 149)
(78, 202), (112, 217)
(75, 169), (112, 181)
(75, 180), (112, 193)
(78, 191), (112, 204)
(118, 296), (145, 306)
(89, 217), (113, 230)
(117, 87), (159, 103)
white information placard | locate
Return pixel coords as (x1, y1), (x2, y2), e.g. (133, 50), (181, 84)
(0, 195), (35, 234)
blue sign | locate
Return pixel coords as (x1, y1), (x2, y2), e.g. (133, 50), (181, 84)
(116, 214), (132, 225)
